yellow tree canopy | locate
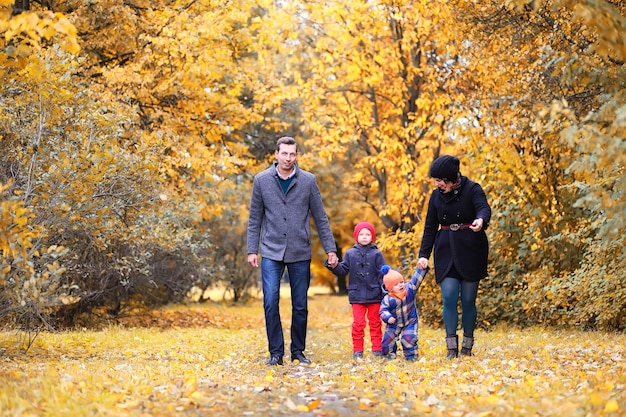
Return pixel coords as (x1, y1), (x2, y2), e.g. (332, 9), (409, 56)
(278, 0), (489, 259)
(68, 0), (301, 221)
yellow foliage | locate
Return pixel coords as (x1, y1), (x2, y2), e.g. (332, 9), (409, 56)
(1, 0), (624, 333)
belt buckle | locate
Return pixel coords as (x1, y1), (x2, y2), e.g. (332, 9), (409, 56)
(449, 223), (460, 231)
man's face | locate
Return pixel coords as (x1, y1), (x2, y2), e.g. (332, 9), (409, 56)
(275, 144), (298, 172)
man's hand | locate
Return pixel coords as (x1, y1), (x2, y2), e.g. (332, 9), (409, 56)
(247, 254), (258, 268)
(327, 252), (338, 268)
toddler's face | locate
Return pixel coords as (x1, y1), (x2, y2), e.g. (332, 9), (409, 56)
(392, 281), (405, 292)
(357, 228), (373, 246)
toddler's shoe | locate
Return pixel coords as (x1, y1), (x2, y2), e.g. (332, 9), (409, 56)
(405, 355), (417, 362)
(385, 353), (397, 360)
(353, 351), (363, 359)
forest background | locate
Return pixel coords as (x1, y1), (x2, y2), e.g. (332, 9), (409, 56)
(0, 0), (625, 335)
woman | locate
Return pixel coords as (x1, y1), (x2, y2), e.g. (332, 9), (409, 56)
(417, 155), (491, 359)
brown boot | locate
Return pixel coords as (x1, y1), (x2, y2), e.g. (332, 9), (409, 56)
(445, 335), (458, 359)
(460, 335), (474, 357)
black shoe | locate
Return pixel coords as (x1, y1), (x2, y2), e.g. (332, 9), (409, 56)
(291, 352), (311, 364)
(460, 347), (472, 356)
(266, 355), (283, 366)
(446, 349), (458, 359)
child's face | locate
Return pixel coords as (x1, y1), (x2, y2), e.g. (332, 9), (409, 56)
(392, 281), (405, 292)
(357, 228), (373, 246)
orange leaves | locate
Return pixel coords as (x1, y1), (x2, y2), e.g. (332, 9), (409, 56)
(567, 0), (626, 62)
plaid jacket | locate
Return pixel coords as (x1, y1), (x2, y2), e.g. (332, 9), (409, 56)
(379, 268), (429, 326)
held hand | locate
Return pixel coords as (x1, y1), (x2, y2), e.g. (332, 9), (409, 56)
(470, 218), (484, 232)
(417, 257), (429, 270)
(327, 252), (338, 268)
(247, 254), (258, 268)
(388, 317), (396, 324)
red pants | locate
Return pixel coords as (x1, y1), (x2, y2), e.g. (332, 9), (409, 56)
(351, 303), (382, 352)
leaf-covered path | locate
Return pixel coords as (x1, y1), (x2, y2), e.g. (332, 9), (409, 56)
(0, 292), (624, 416)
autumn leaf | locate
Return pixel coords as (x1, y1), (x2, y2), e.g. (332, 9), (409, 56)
(0, 295), (623, 416)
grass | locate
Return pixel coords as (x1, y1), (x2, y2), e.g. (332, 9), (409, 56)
(0, 288), (624, 416)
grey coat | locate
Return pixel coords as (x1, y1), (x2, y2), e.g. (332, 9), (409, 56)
(246, 163), (336, 262)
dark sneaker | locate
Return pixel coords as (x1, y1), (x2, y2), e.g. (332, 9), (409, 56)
(353, 351), (363, 359)
(291, 352), (312, 364)
(266, 355), (283, 366)
(372, 351), (383, 357)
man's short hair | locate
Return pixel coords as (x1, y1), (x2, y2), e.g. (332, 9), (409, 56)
(276, 136), (298, 152)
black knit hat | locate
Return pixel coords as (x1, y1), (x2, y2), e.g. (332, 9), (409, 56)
(429, 155), (460, 181)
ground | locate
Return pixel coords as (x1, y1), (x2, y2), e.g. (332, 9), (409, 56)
(0, 288), (624, 416)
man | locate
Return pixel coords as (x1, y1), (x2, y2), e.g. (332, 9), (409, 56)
(247, 136), (338, 366)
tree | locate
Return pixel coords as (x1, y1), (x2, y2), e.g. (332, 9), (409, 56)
(1, 0), (308, 325)
(1, 0), (84, 331)
(273, 0), (626, 329)
(453, 0), (626, 329)
(2, 0), (623, 331)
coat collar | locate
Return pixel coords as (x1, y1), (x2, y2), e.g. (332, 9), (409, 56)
(273, 162), (298, 179)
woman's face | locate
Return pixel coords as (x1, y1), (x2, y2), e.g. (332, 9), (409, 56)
(433, 178), (454, 193)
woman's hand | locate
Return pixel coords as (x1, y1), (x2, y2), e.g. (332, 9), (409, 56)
(470, 218), (484, 232)
(417, 257), (429, 270)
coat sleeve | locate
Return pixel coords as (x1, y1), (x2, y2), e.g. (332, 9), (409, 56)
(374, 251), (387, 288)
(308, 175), (337, 254)
(418, 191), (439, 259)
(407, 267), (430, 291)
(327, 250), (351, 275)
(379, 296), (393, 323)
(246, 175), (263, 255)
(471, 182), (491, 229)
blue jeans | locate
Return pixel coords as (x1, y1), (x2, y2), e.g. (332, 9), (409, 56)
(261, 258), (311, 357)
(440, 277), (479, 337)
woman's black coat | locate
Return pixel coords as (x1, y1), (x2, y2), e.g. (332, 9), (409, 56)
(418, 176), (491, 283)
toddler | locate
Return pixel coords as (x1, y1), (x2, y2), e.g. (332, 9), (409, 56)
(379, 265), (430, 361)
